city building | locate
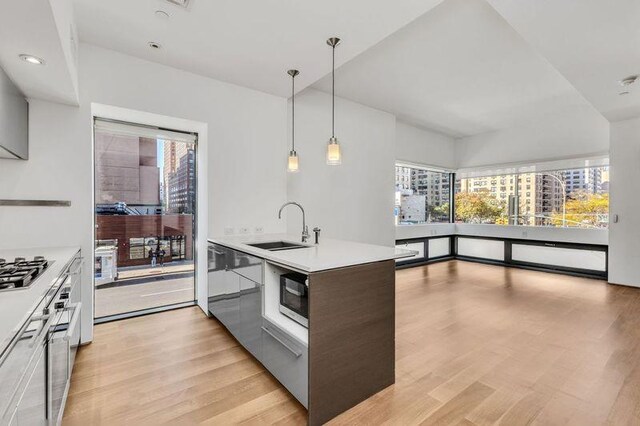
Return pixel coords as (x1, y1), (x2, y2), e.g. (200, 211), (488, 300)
(94, 134), (160, 208)
(395, 166), (412, 191)
(395, 166), (450, 223)
(456, 172), (564, 226)
(167, 148), (196, 214)
(565, 167), (602, 195)
(163, 141), (189, 208)
(95, 134), (194, 266)
(600, 167), (610, 193)
(410, 168), (450, 207)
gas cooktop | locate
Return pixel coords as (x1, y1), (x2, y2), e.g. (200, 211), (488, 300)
(0, 257), (51, 291)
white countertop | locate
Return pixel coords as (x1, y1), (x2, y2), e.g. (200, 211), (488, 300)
(0, 246), (80, 355)
(209, 234), (415, 272)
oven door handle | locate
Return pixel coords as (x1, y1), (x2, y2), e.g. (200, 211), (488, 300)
(63, 302), (82, 342)
(28, 314), (53, 348)
(0, 313), (52, 368)
(261, 326), (302, 358)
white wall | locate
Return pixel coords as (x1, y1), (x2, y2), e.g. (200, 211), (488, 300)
(456, 224), (607, 245)
(0, 100), (88, 249)
(396, 223), (456, 240)
(609, 117), (640, 287)
(80, 45), (288, 238)
(396, 121), (456, 169)
(0, 43), (288, 342)
(287, 89), (396, 246)
(455, 107), (609, 168)
(395, 223), (607, 245)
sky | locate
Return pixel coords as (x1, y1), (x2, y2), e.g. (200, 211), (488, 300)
(157, 140), (164, 183)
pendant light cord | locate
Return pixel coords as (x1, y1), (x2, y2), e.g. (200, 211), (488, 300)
(332, 44), (335, 138)
(292, 74), (295, 151)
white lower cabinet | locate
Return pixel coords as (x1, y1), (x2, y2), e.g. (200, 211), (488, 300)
(457, 237), (505, 261)
(260, 319), (308, 408)
(429, 237), (451, 258)
(208, 243), (309, 409)
(511, 244), (606, 271)
(7, 342), (47, 426)
(237, 276), (262, 360)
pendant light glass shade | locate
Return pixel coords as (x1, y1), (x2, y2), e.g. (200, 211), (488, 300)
(287, 69), (300, 173)
(288, 150), (299, 172)
(326, 37), (342, 166)
(326, 137), (341, 165)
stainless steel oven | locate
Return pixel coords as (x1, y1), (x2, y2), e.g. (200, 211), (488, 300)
(0, 250), (82, 426)
(279, 272), (308, 328)
(48, 254), (82, 426)
(0, 304), (52, 425)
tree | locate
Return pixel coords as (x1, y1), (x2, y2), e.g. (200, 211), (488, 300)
(551, 191), (609, 228)
(429, 202), (450, 222)
(455, 190), (506, 224)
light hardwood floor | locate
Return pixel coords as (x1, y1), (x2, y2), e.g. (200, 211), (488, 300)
(63, 260), (640, 425)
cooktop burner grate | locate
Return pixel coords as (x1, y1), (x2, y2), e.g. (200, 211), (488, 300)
(0, 257), (50, 291)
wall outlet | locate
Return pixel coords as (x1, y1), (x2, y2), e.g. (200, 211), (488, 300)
(238, 227), (250, 235)
(224, 227), (235, 236)
(254, 226), (264, 234)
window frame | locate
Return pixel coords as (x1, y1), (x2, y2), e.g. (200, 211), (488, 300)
(395, 162), (455, 226)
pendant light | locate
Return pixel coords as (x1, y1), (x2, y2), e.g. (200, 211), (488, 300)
(287, 69), (300, 173)
(326, 37), (342, 165)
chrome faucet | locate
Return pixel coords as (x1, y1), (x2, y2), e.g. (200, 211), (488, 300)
(278, 202), (309, 243)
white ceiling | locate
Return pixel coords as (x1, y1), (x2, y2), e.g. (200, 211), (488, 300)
(2, 0), (636, 136)
(0, 0), (79, 105)
(486, 0), (640, 123)
(72, 0), (444, 97)
(311, 0), (603, 138)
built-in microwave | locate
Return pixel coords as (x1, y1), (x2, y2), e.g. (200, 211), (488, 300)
(279, 272), (308, 328)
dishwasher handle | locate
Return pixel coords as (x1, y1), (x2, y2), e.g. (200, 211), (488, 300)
(261, 326), (302, 357)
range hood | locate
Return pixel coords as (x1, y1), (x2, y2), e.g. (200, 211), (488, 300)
(0, 65), (28, 160)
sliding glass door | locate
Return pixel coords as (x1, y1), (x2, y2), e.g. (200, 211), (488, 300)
(93, 118), (197, 320)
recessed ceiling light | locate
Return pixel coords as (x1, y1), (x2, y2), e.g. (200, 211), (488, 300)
(19, 54), (45, 65)
(148, 42), (162, 50)
(619, 91), (630, 96)
(619, 75), (638, 86)
(155, 10), (169, 19)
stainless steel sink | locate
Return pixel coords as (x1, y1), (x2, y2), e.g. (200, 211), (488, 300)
(247, 241), (309, 251)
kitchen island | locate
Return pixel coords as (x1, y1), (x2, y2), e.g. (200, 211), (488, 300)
(207, 235), (414, 425)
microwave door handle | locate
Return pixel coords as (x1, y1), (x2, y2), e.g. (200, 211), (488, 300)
(284, 287), (303, 296)
(63, 302), (82, 342)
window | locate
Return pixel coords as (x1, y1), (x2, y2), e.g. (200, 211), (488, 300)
(455, 165), (609, 228)
(395, 165), (451, 225)
(454, 174), (510, 224)
(129, 238), (146, 260)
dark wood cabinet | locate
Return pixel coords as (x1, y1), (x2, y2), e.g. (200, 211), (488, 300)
(207, 242), (396, 425)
